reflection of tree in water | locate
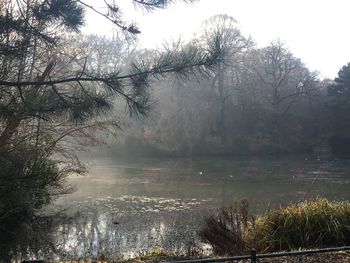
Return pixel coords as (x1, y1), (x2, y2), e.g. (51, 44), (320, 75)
(0, 153), (207, 262)
(51, 209), (202, 259)
(0, 205), (204, 261)
(0, 214), (55, 261)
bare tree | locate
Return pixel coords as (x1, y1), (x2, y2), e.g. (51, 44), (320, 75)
(196, 15), (253, 145)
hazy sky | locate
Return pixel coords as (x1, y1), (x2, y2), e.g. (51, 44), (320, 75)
(84, 0), (350, 79)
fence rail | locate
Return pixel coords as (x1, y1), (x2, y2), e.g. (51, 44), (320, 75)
(167, 246), (350, 263)
(21, 246), (350, 263)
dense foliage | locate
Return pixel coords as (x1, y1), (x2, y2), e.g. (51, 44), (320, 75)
(0, 146), (73, 219)
(327, 63), (350, 155)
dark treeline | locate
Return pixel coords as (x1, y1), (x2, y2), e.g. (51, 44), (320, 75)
(113, 15), (350, 157)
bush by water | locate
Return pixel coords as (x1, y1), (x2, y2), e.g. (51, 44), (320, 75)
(199, 199), (350, 255)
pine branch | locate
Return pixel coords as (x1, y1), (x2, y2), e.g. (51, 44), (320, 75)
(76, 0), (141, 34)
(0, 38), (223, 118)
(133, 0), (194, 11)
(0, 49), (220, 92)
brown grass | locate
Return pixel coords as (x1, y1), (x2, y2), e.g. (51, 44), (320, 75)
(199, 198), (350, 256)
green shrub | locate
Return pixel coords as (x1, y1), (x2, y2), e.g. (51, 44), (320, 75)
(0, 146), (74, 220)
(250, 199), (350, 252)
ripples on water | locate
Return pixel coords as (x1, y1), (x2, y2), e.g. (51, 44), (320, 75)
(4, 156), (350, 261)
(39, 195), (212, 260)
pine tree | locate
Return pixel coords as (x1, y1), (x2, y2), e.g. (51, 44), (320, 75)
(328, 63), (350, 154)
(0, 0), (222, 219)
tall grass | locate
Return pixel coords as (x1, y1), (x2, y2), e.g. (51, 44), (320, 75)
(199, 199), (350, 255)
(250, 199), (350, 252)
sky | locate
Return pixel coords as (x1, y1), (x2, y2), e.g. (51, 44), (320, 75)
(84, 0), (350, 79)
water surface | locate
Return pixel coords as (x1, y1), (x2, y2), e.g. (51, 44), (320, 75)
(6, 155), (350, 260)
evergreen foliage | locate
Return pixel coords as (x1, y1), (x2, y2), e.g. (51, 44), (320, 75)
(327, 63), (350, 154)
(0, 0), (223, 219)
(0, 145), (76, 220)
(328, 64), (350, 120)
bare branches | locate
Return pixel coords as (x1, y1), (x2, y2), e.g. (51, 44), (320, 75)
(248, 40), (319, 113)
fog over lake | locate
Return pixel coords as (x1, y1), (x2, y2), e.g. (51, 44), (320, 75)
(3, 1), (350, 262)
(34, 154), (350, 259)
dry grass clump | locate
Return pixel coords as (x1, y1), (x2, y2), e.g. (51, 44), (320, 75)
(199, 199), (350, 256)
(251, 199), (350, 252)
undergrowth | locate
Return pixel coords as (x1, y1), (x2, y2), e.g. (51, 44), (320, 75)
(251, 199), (350, 252)
(198, 199), (250, 255)
(199, 198), (350, 256)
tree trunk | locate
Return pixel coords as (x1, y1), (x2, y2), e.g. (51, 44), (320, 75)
(218, 64), (226, 146)
(0, 117), (21, 152)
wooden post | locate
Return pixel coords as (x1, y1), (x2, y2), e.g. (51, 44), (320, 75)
(251, 248), (257, 263)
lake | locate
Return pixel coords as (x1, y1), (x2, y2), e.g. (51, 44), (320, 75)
(6, 155), (350, 260)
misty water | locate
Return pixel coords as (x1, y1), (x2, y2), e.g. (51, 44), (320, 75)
(23, 154), (349, 260)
